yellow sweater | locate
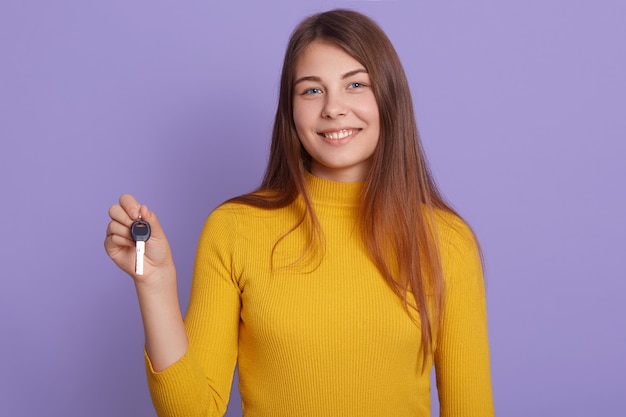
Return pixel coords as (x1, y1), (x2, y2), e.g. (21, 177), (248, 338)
(146, 174), (494, 417)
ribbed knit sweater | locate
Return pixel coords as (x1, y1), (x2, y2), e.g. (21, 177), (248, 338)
(145, 174), (494, 417)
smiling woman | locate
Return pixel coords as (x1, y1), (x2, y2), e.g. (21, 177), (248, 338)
(293, 41), (380, 182)
(104, 8), (494, 417)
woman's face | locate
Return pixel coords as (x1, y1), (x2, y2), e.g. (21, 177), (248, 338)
(292, 41), (380, 182)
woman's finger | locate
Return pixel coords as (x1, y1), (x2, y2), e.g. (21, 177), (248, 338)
(106, 218), (133, 242)
(119, 194), (142, 220)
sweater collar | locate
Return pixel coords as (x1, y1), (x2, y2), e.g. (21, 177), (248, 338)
(304, 172), (364, 207)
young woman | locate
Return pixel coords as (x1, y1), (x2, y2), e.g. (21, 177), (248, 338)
(105, 9), (494, 417)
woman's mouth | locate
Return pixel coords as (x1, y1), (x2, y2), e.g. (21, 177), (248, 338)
(320, 129), (360, 140)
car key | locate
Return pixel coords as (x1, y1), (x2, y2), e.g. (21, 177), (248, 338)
(130, 220), (151, 275)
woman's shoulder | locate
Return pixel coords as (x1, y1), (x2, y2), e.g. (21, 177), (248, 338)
(197, 200), (273, 252)
(432, 208), (479, 256)
(205, 199), (266, 228)
(205, 194), (299, 230)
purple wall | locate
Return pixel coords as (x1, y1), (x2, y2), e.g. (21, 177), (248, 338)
(1, 1), (624, 416)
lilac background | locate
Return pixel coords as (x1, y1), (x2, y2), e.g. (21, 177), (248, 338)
(1, 0), (624, 416)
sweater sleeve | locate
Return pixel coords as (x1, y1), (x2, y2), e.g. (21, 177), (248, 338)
(434, 217), (495, 417)
(145, 206), (242, 417)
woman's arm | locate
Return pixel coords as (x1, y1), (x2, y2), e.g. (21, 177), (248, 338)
(434, 217), (495, 417)
(106, 196), (240, 417)
(144, 205), (241, 417)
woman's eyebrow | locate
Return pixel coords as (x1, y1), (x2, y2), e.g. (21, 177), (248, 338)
(341, 68), (368, 79)
(294, 75), (321, 85)
(294, 68), (368, 86)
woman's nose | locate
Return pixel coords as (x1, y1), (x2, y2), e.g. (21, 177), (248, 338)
(321, 92), (347, 119)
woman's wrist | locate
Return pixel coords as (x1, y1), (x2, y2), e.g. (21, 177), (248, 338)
(133, 263), (177, 296)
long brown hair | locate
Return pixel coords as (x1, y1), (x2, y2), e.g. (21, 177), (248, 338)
(229, 9), (460, 366)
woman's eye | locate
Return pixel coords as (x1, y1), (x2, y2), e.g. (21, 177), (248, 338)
(303, 88), (322, 95)
(349, 82), (365, 89)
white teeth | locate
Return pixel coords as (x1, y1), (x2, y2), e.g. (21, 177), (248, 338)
(323, 129), (355, 140)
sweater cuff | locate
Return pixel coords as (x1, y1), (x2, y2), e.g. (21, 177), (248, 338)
(144, 348), (211, 416)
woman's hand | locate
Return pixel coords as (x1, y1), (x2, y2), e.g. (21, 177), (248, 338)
(104, 194), (174, 285)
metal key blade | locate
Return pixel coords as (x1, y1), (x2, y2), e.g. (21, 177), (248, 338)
(135, 240), (146, 275)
